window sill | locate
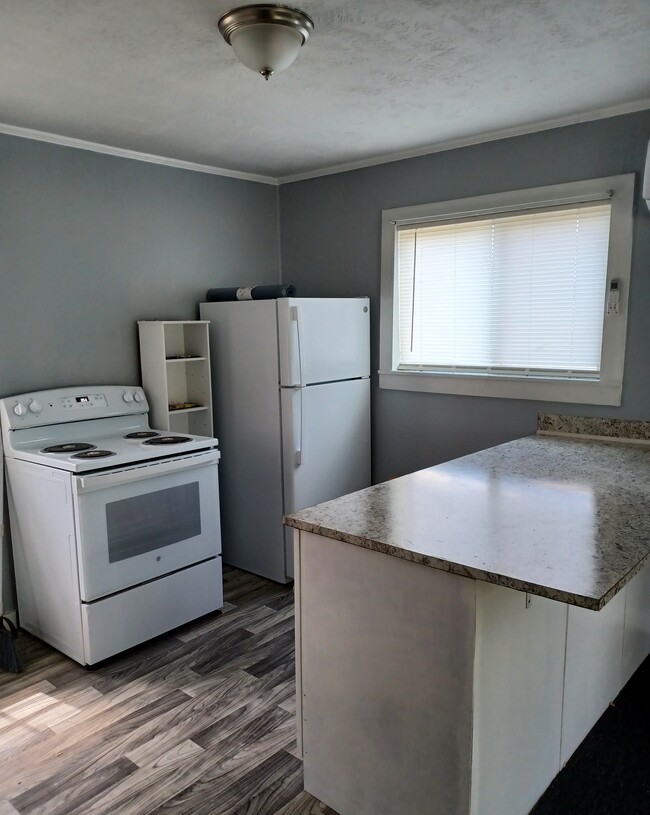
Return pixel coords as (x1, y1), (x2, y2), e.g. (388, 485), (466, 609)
(378, 370), (622, 406)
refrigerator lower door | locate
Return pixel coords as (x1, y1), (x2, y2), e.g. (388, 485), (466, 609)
(278, 298), (370, 387)
(281, 378), (371, 577)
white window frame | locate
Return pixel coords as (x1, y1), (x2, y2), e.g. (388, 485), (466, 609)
(379, 174), (635, 406)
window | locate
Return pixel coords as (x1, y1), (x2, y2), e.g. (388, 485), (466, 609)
(379, 175), (635, 405)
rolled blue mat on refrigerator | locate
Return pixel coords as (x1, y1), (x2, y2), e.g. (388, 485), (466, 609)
(206, 284), (296, 302)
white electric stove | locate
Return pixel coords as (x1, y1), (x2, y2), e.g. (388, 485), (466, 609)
(1, 385), (223, 665)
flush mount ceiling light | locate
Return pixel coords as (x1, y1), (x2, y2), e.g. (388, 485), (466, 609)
(218, 4), (314, 81)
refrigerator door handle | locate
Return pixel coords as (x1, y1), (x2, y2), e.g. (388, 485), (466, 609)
(294, 386), (303, 465)
(290, 306), (305, 388)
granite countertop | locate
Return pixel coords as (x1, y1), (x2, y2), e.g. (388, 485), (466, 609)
(284, 418), (650, 610)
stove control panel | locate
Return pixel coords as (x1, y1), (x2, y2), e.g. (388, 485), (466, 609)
(0, 386), (149, 430)
(61, 394), (108, 410)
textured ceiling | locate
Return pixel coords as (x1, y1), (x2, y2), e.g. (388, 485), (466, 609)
(0, 0), (648, 179)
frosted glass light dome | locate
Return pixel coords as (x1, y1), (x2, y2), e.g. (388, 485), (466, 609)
(218, 4), (314, 80)
(230, 23), (302, 76)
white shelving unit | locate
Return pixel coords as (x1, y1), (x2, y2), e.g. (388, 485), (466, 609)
(138, 321), (213, 437)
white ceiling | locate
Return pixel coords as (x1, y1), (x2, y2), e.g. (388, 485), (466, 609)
(0, 0), (649, 181)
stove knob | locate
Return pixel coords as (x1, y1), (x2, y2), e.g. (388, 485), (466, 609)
(14, 402), (28, 416)
(123, 391), (134, 403)
(134, 391), (144, 403)
(28, 400), (42, 414)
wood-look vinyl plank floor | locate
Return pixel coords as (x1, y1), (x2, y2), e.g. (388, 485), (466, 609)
(177, 604), (274, 644)
(157, 749), (305, 815)
(0, 689), (193, 801)
(274, 791), (336, 815)
(244, 606), (294, 637)
(0, 568), (338, 815)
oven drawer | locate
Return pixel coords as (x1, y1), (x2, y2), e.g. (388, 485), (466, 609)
(72, 452), (221, 601)
(81, 557), (223, 665)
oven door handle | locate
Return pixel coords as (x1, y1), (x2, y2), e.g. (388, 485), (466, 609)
(73, 450), (220, 494)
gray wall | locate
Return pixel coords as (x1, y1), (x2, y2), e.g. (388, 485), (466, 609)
(0, 134), (279, 396)
(279, 110), (650, 482)
(1, 112), (649, 610)
(0, 133), (279, 613)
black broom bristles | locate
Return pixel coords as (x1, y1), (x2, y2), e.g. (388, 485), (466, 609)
(0, 616), (23, 673)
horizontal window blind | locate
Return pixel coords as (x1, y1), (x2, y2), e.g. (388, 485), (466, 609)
(396, 202), (611, 377)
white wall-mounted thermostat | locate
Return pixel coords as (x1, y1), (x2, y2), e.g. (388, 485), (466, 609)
(607, 279), (621, 315)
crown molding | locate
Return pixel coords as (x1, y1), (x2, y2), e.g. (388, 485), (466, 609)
(0, 122), (278, 186)
(1, 97), (649, 187)
(276, 98), (650, 185)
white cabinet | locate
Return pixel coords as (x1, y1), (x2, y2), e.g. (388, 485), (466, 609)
(138, 321), (213, 437)
(621, 559), (650, 684)
(471, 584), (567, 815)
(560, 590), (626, 765)
(298, 532), (475, 815)
(294, 531), (650, 815)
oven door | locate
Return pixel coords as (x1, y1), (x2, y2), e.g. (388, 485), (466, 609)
(71, 450), (221, 602)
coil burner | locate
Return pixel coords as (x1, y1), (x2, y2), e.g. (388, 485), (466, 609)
(72, 449), (117, 460)
(143, 435), (191, 446)
(42, 442), (96, 454)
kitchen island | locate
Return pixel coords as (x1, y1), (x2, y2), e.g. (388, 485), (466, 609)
(283, 416), (650, 815)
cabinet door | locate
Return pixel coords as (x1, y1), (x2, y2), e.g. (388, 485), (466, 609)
(561, 590), (625, 764)
(622, 561), (650, 684)
(471, 584), (567, 815)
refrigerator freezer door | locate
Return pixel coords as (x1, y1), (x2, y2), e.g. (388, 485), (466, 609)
(281, 377), (371, 576)
(200, 300), (288, 583)
(278, 298), (370, 386)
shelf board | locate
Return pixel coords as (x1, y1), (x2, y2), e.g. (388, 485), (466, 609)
(168, 405), (210, 415)
(165, 356), (207, 363)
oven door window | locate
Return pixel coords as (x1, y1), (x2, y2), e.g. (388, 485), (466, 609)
(73, 457), (221, 602)
(106, 482), (201, 562)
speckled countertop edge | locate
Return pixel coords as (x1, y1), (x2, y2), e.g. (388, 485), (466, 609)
(538, 414), (650, 440)
(283, 511), (650, 611)
(284, 422), (650, 611)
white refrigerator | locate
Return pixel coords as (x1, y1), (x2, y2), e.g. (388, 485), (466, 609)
(200, 297), (370, 583)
